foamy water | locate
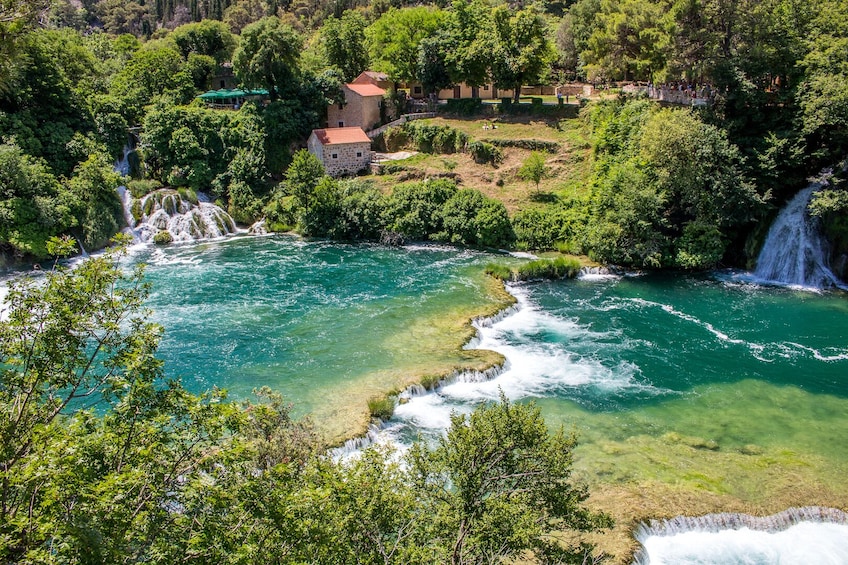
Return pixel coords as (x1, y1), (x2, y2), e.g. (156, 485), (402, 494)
(637, 522), (848, 564)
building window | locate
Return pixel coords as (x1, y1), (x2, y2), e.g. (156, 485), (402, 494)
(338, 102), (344, 110)
(413, 86), (422, 95)
(331, 153), (338, 159)
(338, 121), (344, 127)
(483, 85), (489, 91)
(356, 152), (362, 157)
(220, 80), (226, 89)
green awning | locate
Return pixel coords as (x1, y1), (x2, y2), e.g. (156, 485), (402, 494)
(198, 88), (270, 100)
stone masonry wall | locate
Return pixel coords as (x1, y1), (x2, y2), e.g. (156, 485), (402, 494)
(327, 87), (382, 130)
(321, 142), (371, 177)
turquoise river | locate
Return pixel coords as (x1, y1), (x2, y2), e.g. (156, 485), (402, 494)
(102, 235), (848, 561)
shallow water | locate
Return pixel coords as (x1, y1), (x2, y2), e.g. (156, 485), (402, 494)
(125, 235), (507, 440)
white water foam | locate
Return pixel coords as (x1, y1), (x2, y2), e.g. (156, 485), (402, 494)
(634, 507), (848, 565)
(754, 168), (847, 290)
(363, 284), (666, 450)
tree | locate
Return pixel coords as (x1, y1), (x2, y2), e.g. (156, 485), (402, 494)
(322, 10), (369, 82)
(169, 19), (237, 65)
(518, 151), (550, 192)
(233, 16), (302, 101)
(489, 5), (555, 102)
(408, 394), (612, 564)
(0, 143), (74, 258)
(65, 149), (124, 250)
(365, 7), (447, 85)
(582, 0), (670, 82)
(284, 148), (325, 211)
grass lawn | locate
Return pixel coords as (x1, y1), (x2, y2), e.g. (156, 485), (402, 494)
(371, 113), (594, 214)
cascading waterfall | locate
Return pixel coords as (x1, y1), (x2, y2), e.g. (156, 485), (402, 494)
(124, 189), (238, 243)
(633, 507), (848, 564)
(754, 171), (844, 288)
(114, 145), (238, 243)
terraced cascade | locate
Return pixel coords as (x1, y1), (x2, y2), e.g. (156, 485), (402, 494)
(119, 187), (238, 243)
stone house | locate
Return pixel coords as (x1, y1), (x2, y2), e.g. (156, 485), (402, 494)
(307, 127), (372, 177)
(327, 83), (386, 130)
(352, 71), (392, 91)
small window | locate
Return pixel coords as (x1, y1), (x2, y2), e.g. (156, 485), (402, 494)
(331, 153), (338, 159)
(413, 86), (422, 94)
(338, 121), (344, 127)
(483, 85), (489, 91)
(220, 80), (226, 89)
(338, 102), (344, 110)
(356, 152), (362, 157)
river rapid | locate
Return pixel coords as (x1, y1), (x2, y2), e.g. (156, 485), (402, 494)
(6, 233), (847, 562)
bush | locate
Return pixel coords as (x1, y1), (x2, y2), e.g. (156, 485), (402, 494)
(484, 262), (513, 280)
(403, 122), (468, 154)
(486, 139), (560, 153)
(383, 126), (409, 152)
(515, 256), (581, 280)
(367, 395), (395, 420)
(443, 98), (484, 116)
(384, 179), (457, 240)
(153, 230), (173, 244)
(377, 161), (408, 175)
(127, 179), (163, 199)
(468, 141), (503, 165)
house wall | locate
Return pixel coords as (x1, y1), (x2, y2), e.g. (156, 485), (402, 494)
(310, 140), (372, 177)
(437, 83), (514, 100)
(326, 86), (382, 130)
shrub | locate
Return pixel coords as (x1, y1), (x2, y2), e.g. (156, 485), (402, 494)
(484, 262), (513, 280)
(377, 161), (408, 175)
(403, 122), (468, 154)
(384, 179), (457, 240)
(367, 395), (395, 420)
(127, 179), (162, 199)
(153, 230), (173, 244)
(443, 98), (484, 116)
(130, 200), (143, 223)
(383, 126), (409, 152)
(468, 141), (503, 165)
(515, 256), (581, 280)
(486, 139), (560, 153)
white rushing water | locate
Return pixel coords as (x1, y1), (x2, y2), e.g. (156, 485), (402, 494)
(634, 508), (848, 564)
(754, 172), (844, 289)
(115, 145), (238, 244)
(120, 188), (238, 243)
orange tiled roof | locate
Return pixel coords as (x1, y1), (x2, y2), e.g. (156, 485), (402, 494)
(312, 127), (371, 145)
(346, 83), (386, 97)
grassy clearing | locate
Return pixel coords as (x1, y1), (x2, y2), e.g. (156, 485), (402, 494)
(371, 114), (594, 215)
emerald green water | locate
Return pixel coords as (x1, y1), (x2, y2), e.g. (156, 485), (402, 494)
(128, 235), (506, 440)
(126, 236), (848, 508)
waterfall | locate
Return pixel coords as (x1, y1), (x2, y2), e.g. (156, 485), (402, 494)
(123, 189), (238, 243)
(754, 172), (843, 288)
(114, 144), (239, 244)
(633, 507), (848, 564)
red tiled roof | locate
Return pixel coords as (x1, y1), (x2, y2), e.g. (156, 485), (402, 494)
(354, 71), (390, 84)
(346, 83), (386, 97)
(312, 127), (371, 145)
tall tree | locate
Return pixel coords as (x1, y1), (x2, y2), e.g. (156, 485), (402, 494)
(365, 6), (446, 85)
(321, 10), (369, 82)
(408, 394), (612, 564)
(232, 16), (302, 100)
(489, 5), (555, 102)
(169, 19), (237, 64)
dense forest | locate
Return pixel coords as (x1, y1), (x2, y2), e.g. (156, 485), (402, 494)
(2, 0), (848, 268)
